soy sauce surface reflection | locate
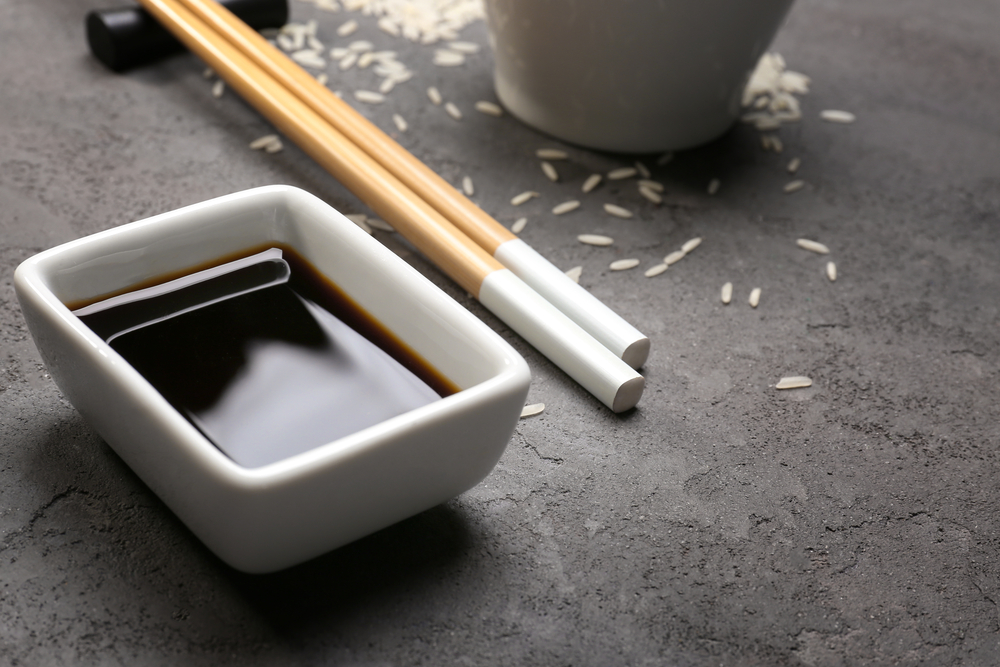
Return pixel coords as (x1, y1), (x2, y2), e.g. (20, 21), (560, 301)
(75, 247), (457, 468)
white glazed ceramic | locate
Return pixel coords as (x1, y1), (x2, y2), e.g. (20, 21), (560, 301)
(14, 185), (531, 573)
(484, 0), (796, 153)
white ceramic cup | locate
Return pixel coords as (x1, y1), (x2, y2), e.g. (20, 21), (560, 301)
(484, 0), (795, 153)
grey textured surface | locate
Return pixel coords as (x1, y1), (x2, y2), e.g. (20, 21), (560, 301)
(3, 0), (1000, 664)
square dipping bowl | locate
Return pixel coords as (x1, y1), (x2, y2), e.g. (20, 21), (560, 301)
(14, 185), (531, 573)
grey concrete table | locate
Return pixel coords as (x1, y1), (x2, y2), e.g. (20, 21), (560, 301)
(3, 0), (999, 664)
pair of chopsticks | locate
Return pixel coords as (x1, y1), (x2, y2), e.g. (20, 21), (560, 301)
(134, 0), (646, 412)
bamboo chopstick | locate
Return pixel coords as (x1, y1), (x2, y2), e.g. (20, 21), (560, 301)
(167, 0), (649, 370)
(133, 0), (645, 412)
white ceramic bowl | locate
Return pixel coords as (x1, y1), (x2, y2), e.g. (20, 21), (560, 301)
(484, 0), (795, 153)
(14, 185), (531, 573)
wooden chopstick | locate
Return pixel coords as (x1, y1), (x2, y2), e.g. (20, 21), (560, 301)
(132, 0), (645, 412)
(161, 0), (650, 369)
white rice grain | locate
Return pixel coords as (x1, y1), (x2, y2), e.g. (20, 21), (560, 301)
(644, 263), (668, 278)
(536, 149), (568, 160)
(827, 261), (837, 282)
(582, 174), (602, 193)
(663, 250), (686, 266)
(607, 167), (638, 180)
(366, 217), (395, 232)
(445, 102), (463, 120)
(291, 49), (326, 68)
(392, 113), (408, 132)
(787, 157), (801, 173)
(681, 237), (702, 253)
(749, 287), (762, 308)
(330, 47), (350, 59)
(796, 238), (830, 254)
(316, 72), (329, 86)
(635, 161), (651, 179)
(707, 178), (721, 195)
(565, 265), (583, 282)
(462, 176), (474, 196)
(337, 19), (359, 36)
(639, 186), (662, 204)
(263, 138), (283, 153)
(348, 40), (374, 52)
(609, 258), (640, 271)
(776, 376), (812, 390)
(475, 101), (503, 116)
(427, 86), (442, 105)
(820, 109), (856, 123)
(784, 179), (805, 193)
(553, 200), (581, 215)
(510, 191), (538, 206)
(721, 281), (733, 304)
(433, 49), (465, 66)
(448, 41), (481, 54)
(212, 79), (225, 98)
(541, 161), (559, 182)
(249, 134), (280, 150)
(520, 402), (545, 418)
(511, 217), (528, 233)
(338, 52), (358, 70)
(638, 179), (664, 192)
(604, 203), (633, 219)
(578, 234), (613, 246)
(354, 90), (385, 104)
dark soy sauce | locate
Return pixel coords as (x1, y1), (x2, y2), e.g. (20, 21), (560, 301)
(73, 246), (458, 468)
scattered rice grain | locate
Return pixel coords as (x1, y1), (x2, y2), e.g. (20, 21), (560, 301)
(427, 86), (442, 105)
(475, 101), (503, 116)
(784, 179), (805, 193)
(787, 157), (801, 173)
(607, 167), (638, 180)
(392, 113), (408, 132)
(827, 261), (837, 282)
(316, 72), (329, 85)
(510, 190), (539, 206)
(541, 161), (559, 182)
(707, 178), (721, 195)
(461, 176), (474, 196)
(511, 217), (528, 233)
(338, 52), (358, 69)
(536, 148), (568, 160)
(604, 203), (633, 219)
(749, 287), (762, 308)
(776, 376), (812, 390)
(366, 218), (395, 232)
(796, 238), (830, 254)
(820, 109), (856, 123)
(520, 403), (545, 418)
(354, 90), (385, 104)
(578, 234), (613, 246)
(263, 138), (283, 153)
(681, 237), (702, 254)
(448, 41), (481, 54)
(433, 49), (465, 66)
(639, 186), (662, 204)
(249, 134), (280, 150)
(212, 80), (225, 98)
(644, 263), (668, 278)
(609, 258), (640, 271)
(635, 161), (651, 179)
(348, 40), (373, 52)
(638, 179), (664, 192)
(337, 19), (358, 36)
(582, 174), (602, 193)
(445, 102), (462, 120)
(553, 200), (581, 215)
(663, 250), (685, 266)
(565, 265), (583, 282)
(203, 67), (214, 79)
(721, 282), (733, 304)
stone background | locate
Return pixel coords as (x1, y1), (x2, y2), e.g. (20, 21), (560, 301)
(2, 0), (999, 664)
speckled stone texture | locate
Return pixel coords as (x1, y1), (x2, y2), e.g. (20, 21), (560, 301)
(2, 0), (999, 664)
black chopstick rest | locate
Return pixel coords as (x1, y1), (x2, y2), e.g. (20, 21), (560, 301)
(86, 0), (289, 72)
